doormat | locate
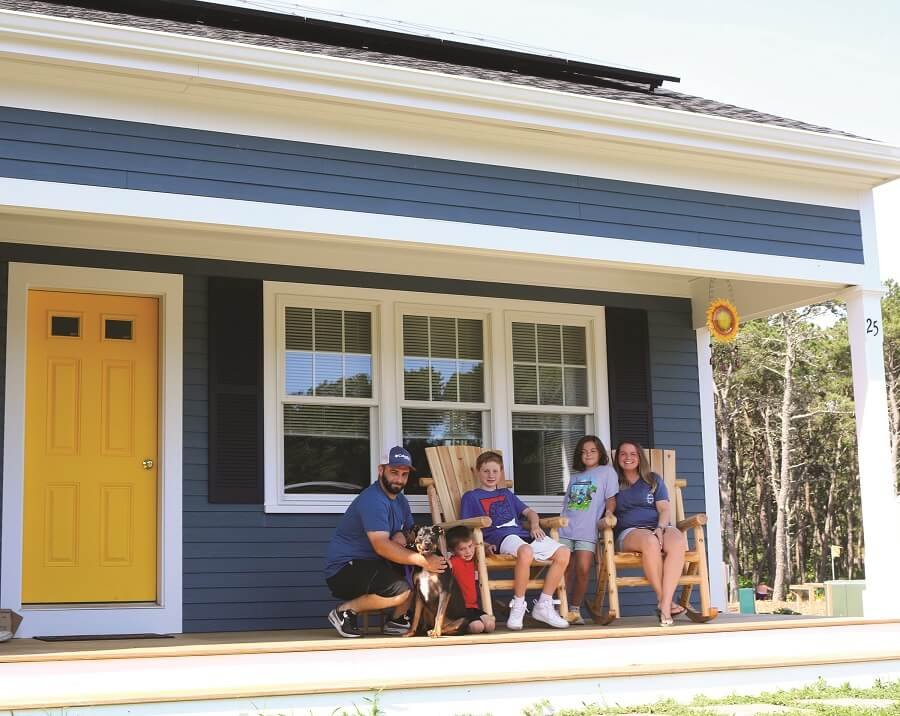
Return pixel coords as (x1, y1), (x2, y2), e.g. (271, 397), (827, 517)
(33, 633), (174, 642)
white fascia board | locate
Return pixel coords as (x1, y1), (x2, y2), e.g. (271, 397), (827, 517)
(2, 9), (900, 184)
(0, 177), (865, 288)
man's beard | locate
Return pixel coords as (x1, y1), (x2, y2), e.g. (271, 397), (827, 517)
(380, 473), (404, 495)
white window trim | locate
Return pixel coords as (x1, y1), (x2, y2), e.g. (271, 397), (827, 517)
(273, 293), (381, 511)
(263, 281), (609, 514)
(0, 262), (183, 637)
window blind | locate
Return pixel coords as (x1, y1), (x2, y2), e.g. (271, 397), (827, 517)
(511, 322), (587, 407)
(402, 315), (484, 403)
(285, 307), (372, 398)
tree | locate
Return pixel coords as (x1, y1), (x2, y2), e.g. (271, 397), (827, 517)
(881, 279), (900, 490)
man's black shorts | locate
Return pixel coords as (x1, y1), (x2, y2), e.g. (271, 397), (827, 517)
(326, 559), (410, 601)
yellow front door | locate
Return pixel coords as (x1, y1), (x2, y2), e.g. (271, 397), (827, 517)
(23, 290), (159, 603)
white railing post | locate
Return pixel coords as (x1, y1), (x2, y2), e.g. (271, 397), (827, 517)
(844, 285), (900, 617)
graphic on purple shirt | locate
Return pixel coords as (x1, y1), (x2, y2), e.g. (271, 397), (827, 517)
(460, 487), (531, 548)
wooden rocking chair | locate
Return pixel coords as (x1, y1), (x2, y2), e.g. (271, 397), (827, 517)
(421, 445), (569, 618)
(589, 448), (719, 625)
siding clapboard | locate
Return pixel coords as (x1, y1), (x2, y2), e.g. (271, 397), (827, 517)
(0, 248), (702, 628)
(0, 106), (864, 263)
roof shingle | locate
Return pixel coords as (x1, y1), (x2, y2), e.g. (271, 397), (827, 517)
(0, 0), (866, 140)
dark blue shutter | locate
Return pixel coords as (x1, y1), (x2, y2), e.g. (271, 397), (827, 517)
(606, 307), (654, 448)
(208, 277), (264, 503)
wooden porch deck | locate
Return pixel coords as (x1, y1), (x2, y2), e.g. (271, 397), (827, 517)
(0, 612), (862, 663)
(2, 614), (900, 714)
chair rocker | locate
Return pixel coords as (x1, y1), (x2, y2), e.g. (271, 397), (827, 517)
(420, 445), (569, 619)
(588, 448), (719, 625)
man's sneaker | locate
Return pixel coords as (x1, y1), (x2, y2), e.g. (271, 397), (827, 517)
(507, 599), (527, 630)
(566, 608), (586, 625)
(383, 613), (411, 635)
(532, 599), (570, 628)
(328, 608), (362, 638)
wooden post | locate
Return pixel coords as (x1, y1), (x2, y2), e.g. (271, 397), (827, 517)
(696, 525), (711, 616)
(473, 528), (493, 617)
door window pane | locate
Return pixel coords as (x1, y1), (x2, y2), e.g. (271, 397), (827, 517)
(50, 315), (80, 338)
(511, 412), (585, 496)
(104, 319), (133, 340)
(283, 405), (370, 494)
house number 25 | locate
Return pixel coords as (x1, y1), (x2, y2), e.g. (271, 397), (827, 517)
(866, 318), (880, 337)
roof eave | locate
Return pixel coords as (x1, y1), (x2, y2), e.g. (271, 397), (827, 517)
(2, 7), (900, 185)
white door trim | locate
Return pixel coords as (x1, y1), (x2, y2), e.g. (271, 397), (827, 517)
(0, 262), (183, 637)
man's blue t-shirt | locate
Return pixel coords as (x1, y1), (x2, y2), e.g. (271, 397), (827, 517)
(460, 487), (530, 548)
(324, 482), (414, 577)
(614, 475), (669, 537)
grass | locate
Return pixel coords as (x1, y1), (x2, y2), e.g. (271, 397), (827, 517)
(538, 678), (900, 716)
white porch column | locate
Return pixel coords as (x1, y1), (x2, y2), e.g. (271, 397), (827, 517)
(844, 286), (900, 618)
(696, 328), (727, 609)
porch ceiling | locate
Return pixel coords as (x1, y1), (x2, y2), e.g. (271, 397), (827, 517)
(0, 203), (852, 320)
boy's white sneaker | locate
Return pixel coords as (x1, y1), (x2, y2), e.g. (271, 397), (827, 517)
(532, 599), (570, 628)
(507, 599), (527, 630)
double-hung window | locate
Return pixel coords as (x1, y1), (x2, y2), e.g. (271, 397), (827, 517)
(399, 310), (488, 494)
(278, 299), (377, 500)
(508, 316), (593, 497)
(267, 283), (608, 512)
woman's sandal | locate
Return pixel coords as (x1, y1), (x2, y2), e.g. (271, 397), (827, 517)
(655, 608), (674, 627)
(670, 604), (686, 619)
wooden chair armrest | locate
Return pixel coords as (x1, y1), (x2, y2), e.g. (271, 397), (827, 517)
(436, 516), (492, 530)
(597, 514), (617, 530)
(538, 516), (568, 529)
(419, 477), (434, 488)
(676, 514), (708, 530)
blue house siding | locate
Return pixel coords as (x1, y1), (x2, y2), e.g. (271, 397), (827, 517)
(0, 106), (864, 264)
(0, 246), (702, 629)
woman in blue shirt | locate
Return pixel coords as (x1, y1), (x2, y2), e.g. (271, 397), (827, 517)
(613, 440), (687, 626)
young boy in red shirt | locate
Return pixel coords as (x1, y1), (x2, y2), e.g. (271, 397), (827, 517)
(446, 526), (496, 634)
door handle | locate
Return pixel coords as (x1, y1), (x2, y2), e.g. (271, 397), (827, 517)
(142, 459), (154, 470)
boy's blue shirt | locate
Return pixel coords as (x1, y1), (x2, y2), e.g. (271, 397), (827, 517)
(324, 481), (414, 577)
(460, 487), (531, 548)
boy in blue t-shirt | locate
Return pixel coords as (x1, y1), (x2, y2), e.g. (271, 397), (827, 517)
(459, 451), (570, 630)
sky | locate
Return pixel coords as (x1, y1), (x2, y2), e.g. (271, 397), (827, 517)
(210, 0), (900, 281)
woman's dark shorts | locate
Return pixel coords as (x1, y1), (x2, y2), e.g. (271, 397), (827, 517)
(326, 559), (410, 600)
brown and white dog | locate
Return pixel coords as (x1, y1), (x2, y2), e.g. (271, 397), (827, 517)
(404, 525), (466, 638)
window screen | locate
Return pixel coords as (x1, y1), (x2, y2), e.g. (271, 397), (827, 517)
(511, 412), (586, 496)
(285, 307), (372, 398)
(283, 404), (371, 494)
(511, 322), (587, 407)
(403, 315), (484, 403)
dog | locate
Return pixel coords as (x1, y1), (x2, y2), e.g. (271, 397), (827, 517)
(403, 525), (466, 638)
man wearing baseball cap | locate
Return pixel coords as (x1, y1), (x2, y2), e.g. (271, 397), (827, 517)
(324, 446), (447, 637)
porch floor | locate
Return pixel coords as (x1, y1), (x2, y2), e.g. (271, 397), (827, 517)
(0, 612), (888, 663)
(2, 614), (900, 714)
